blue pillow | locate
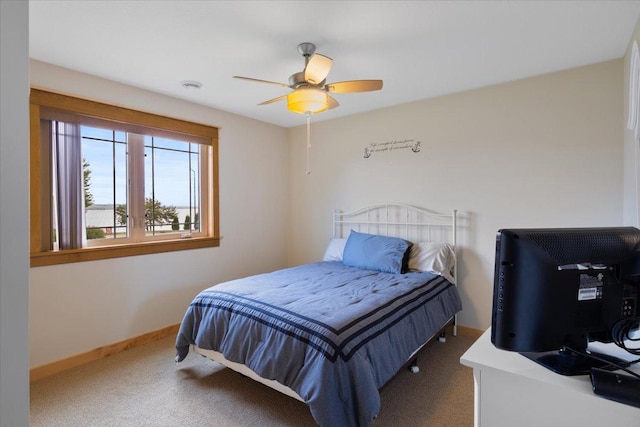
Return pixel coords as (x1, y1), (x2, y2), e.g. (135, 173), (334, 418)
(342, 231), (412, 274)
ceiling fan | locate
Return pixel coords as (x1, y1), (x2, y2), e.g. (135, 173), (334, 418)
(233, 42), (383, 115)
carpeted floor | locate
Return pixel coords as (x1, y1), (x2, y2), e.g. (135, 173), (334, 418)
(30, 333), (475, 426)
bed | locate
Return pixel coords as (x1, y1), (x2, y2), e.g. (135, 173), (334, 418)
(175, 204), (462, 426)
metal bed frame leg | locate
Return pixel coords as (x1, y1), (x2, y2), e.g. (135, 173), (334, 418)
(453, 313), (458, 337)
(438, 314), (458, 343)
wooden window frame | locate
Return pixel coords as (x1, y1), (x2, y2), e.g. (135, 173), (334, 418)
(30, 88), (220, 267)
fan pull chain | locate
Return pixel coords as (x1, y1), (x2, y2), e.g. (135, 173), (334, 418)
(306, 112), (312, 175)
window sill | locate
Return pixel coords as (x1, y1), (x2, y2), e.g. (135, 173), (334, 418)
(30, 236), (220, 267)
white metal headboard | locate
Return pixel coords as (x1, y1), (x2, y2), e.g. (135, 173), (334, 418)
(333, 203), (457, 246)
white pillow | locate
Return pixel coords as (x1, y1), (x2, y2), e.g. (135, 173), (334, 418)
(322, 237), (348, 261)
(408, 241), (455, 282)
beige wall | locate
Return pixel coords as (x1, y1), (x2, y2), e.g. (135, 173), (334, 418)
(29, 61), (290, 368)
(623, 17), (640, 227)
(286, 60), (624, 331)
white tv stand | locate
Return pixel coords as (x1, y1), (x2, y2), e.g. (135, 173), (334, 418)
(460, 329), (640, 427)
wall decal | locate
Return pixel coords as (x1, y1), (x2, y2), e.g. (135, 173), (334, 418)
(364, 139), (421, 158)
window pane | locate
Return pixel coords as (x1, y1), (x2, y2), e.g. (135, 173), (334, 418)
(115, 130), (126, 143)
(144, 137), (198, 236)
(82, 126), (128, 240)
(150, 137), (188, 151)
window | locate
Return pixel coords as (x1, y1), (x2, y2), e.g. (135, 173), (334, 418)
(30, 89), (220, 266)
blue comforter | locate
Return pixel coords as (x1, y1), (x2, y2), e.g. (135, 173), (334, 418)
(175, 261), (462, 426)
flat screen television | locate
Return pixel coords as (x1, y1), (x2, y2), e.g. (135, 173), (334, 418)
(491, 227), (640, 376)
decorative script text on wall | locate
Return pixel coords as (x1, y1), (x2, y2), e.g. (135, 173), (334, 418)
(364, 139), (421, 158)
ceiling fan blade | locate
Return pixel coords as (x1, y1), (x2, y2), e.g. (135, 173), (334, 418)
(327, 95), (339, 110)
(258, 94), (288, 106)
(325, 80), (383, 93)
(304, 54), (333, 85)
(233, 76), (290, 88)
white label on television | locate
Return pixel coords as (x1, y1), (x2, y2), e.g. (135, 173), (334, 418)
(578, 288), (598, 301)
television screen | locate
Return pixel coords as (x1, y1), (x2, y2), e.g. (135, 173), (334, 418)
(491, 227), (640, 375)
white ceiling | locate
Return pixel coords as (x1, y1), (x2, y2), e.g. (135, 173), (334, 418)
(29, 1), (640, 128)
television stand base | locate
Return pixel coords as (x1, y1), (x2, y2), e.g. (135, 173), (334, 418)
(520, 348), (624, 376)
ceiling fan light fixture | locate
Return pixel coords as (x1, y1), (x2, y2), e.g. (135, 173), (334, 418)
(235, 42), (381, 116)
(287, 88), (328, 114)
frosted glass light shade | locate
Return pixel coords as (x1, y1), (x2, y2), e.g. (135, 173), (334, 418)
(287, 89), (328, 114)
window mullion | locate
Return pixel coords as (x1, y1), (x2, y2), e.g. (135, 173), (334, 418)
(127, 133), (146, 241)
(199, 145), (210, 235)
